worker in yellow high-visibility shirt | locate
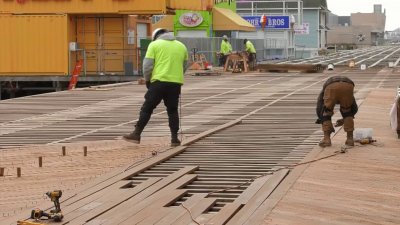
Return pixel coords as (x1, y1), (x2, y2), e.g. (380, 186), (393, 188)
(123, 28), (189, 147)
(244, 39), (256, 70)
(219, 35), (232, 66)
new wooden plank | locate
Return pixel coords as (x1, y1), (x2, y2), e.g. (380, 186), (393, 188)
(153, 193), (209, 225)
(206, 202), (243, 225)
(189, 214), (215, 225)
(242, 146), (325, 225)
(135, 207), (172, 225)
(226, 169), (289, 225)
(60, 178), (161, 224)
(98, 171), (198, 225)
(170, 198), (217, 225)
(216, 175), (271, 207)
(62, 180), (135, 214)
(118, 189), (187, 225)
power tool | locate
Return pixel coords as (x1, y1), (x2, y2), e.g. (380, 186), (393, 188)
(46, 190), (63, 222)
(30, 208), (51, 221)
(46, 190), (62, 213)
(357, 137), (377, 145)
(26, 208), (63, 223)
(19, 190), (64, 224)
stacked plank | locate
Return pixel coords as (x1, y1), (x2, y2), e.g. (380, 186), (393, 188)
(256, 63), (326, 73)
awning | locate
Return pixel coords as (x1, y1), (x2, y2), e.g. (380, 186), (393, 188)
(212, 7), (255, 32)
(152, 15), (174, 31)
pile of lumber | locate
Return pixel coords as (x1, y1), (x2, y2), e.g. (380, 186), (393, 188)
(256, 63), (326, 73)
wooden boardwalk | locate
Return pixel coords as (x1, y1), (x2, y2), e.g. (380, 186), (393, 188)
(1, 67), (399, 225)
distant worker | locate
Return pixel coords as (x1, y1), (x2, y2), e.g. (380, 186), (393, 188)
(219, 35), (232, 66)
(123, 28), (189, 146)
(316, 76), (358, 147)
(243, 39), (256, 70)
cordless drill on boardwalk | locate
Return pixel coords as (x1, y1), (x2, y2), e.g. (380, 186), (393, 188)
(46, 190), (64, 221)
(46, 190), (62, 213)
(18, 190), (64, 225)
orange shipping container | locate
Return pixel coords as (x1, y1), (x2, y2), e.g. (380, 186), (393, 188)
(0, 15), (69, 75)
(168, 0), (214, 11)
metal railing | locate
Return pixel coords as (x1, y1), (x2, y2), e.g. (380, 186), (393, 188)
(176, 37), (294, 66)
(70, 36), (294, 76)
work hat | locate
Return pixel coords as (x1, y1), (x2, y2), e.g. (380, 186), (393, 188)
(222, 35), (228, 40)
(152, 28), (168, 41)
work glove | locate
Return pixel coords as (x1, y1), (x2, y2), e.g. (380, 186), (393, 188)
(335, 119), (344, 127)
(146, 81), (150, 89)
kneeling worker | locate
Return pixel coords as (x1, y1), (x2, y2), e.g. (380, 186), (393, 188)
(123, 28), (189, 146)
(316, 76), (358, 147)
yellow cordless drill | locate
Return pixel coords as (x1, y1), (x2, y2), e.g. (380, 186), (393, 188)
(18, 190), (64, 225)
(46, 190), (62, 213)
(45, 190), (63, 222)
(30, 208), (50, 221)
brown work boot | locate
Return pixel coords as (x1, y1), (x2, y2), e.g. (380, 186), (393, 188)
(319, 121), (333, 147)
(123, 126), (143, 144)
(123, 132), (141, 144)
(345, 131), (354, 146)
(319, 131), (332, 147)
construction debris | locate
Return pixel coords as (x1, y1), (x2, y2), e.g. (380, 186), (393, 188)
(189, 53), (210, 70)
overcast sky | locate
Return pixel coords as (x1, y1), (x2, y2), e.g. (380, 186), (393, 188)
(327, 0), (398, 31)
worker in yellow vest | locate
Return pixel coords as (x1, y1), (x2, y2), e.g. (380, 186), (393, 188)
(219, 35), (232, 66)
(244, 39), (256, 70)
(123, 28), (189, 146)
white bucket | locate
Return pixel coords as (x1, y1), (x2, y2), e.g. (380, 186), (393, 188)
(327, 64), (334, 70)
(360, 64), (367, 70)
(388, 62), (394, 68)
(354, 128), (373, 141)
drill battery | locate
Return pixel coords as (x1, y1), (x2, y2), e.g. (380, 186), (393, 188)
(357, 137), (377, 145)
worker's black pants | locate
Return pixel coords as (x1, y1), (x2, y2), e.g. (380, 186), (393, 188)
(248, 53), (256, 70)
(219, 54), (228, 67)
(136, 81), (181, 135)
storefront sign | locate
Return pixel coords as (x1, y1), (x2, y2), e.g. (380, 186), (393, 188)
(294, 23), (310, 35)
(243, 15), (290, 29)
(179, 12), (203, 27)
